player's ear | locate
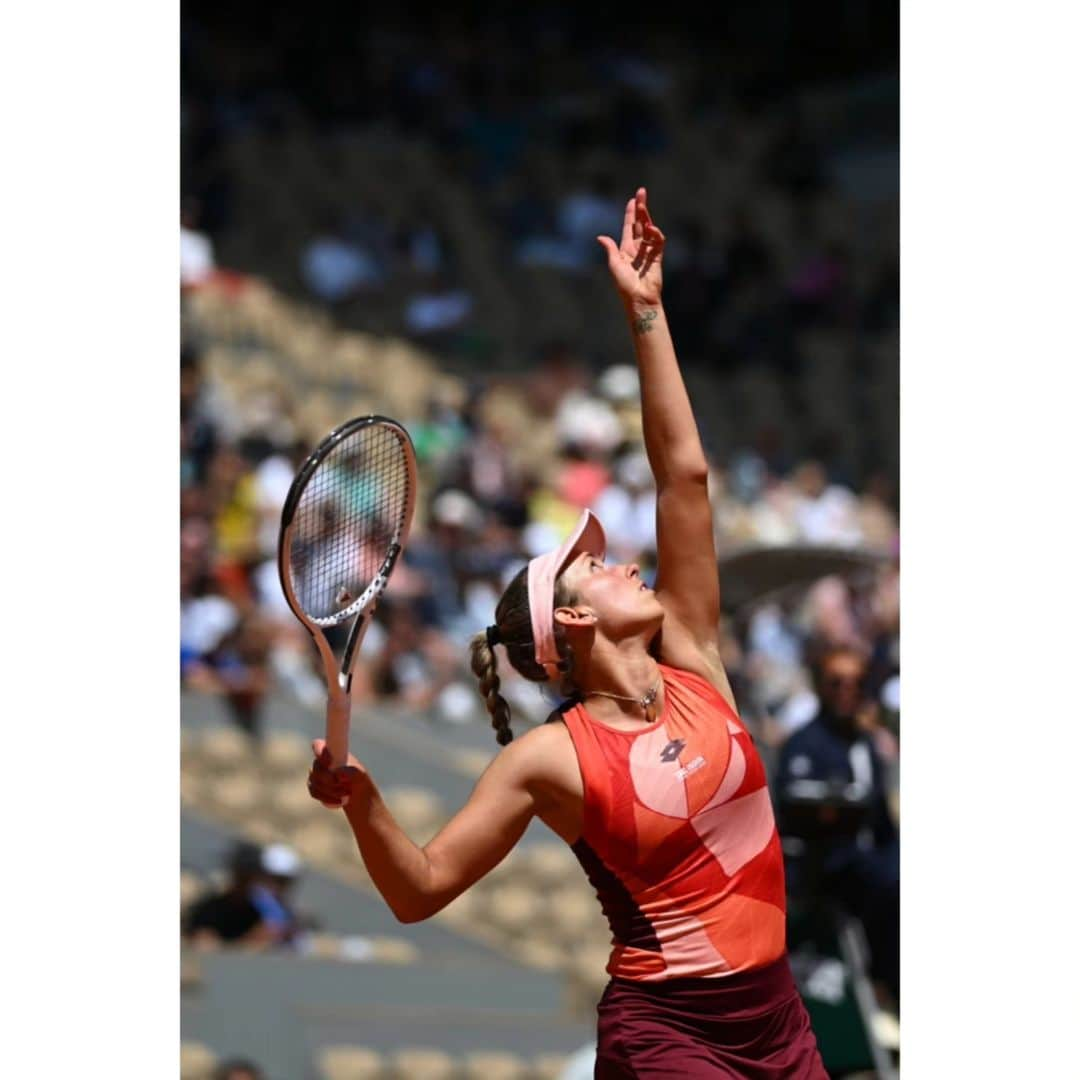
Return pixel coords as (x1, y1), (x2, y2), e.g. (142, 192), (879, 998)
(553, 606), (598, 629)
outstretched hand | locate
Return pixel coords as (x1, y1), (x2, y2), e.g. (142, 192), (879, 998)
(596, 187), (665, 307)
(307, 738), (366, 809)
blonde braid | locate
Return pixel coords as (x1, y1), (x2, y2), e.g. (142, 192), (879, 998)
(470, 631), (514, 745)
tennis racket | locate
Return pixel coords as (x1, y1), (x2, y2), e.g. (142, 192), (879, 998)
(278, 416), (417, 782)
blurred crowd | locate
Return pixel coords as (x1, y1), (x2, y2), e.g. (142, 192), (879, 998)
(181, 321), (898, 744)
(181, 2), (900, 1038)
(182, 4), (897, 485)
(180, 325), (900, 1013)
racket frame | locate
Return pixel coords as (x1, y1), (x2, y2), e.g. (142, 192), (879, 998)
(277, 415), (418, 767)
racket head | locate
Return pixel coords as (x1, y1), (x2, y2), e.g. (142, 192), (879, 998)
(277, 415), (417, 646)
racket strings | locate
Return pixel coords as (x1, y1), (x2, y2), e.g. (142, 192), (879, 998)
(289, 426), (412, 621)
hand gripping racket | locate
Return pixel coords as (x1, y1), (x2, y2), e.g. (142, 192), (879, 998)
(278, 416), (417, 780)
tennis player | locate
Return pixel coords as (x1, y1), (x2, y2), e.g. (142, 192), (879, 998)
(308, 188), (827, 1077)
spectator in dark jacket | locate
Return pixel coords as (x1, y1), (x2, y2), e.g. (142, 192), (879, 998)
(183, 842), (266, 948)
(183, 842), (302, 950)
(776, 645), (899, 1009)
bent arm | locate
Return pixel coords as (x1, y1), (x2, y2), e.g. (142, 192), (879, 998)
(342, 740), (537, 923)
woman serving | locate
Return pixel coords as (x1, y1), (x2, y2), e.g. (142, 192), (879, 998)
(309, 188), (827, 1078)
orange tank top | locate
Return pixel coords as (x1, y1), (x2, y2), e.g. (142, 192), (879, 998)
(561, 662), (787, 981)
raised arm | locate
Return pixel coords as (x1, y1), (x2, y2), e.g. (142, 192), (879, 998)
(597, 189), (733, 707)
(307, 734), (540, 923)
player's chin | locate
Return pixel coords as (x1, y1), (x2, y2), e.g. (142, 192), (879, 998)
(633, 593), (665, 628)
(638, 588), (663, 613)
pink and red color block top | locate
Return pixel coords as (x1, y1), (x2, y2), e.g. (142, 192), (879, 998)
(562, 662), (787, 981)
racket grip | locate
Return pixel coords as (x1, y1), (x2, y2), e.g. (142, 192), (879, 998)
(325, 694), (351, 769)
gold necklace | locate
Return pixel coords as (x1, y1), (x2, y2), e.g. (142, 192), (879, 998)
(588, 677), (662, 714)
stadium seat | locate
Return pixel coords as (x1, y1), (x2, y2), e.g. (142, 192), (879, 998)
(180, 728), (198, 765)
(462, 1050), (529, 1079)
(205, 773), (262, 821)
(199, 727), (252, 772)
(269, 777), (323, 830)
(382, 787), (446, 835)
(510, 937), (565, 972)
(260, 730), (311, 777)
(180, 869), (204, 910)
(180, 949), (203, 991)
(483, 849), (524, 886)
(531, 1053), (571, 1080)
(388, 1047), (456, 1079)
(565, 944), (613, 1010)
(488, 884), (542, 936)
(548, 885), (600, 946)
(521, 843), (580, 889)
(433, 888), (477, 928)
(243, 819), (283, 847)
(302, 931), (344, 959)
(368, 936), (420, 965)
(179, 771), (206, 807)
(318, 1045), (386, 1080)
(286, 820), (344, 865)
(180, 1041), (218, 1080)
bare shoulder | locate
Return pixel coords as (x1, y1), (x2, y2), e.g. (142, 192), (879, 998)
(492, 717), (581, 810)
(504, 719), (577, 779)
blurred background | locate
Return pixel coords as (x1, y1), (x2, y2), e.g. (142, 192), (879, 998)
(180, 3), (899, 1078)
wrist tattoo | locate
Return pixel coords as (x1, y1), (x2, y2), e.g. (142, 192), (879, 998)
(632, 309), (658, 334)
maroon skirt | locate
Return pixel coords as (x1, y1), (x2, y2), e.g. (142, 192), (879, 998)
(594, 954), (827, 1079)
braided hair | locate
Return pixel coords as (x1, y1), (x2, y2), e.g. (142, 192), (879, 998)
(468, 564), (579, 746)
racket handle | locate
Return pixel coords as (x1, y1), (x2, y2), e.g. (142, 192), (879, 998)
(325, 694), (351, 769)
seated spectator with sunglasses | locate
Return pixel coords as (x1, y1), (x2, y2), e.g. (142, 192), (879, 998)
(775, 644), (899, 1011)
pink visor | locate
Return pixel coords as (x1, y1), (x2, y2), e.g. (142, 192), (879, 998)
(527, 509), (607, 679)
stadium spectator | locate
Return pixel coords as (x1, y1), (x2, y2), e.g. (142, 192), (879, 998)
(213, 1059), (265, 1080)
(181, 198), (215, 288)
(774, 645), (899, 1010)
(249, 844), (304, 945)
(301, 214), (385, 304)
(183, 842), (269, 949)
(403, 269), (475, 349)
(591, 449), (657, 567)
(180, 344), (219, 488)
(182, 607), (272, 738)
(791, 461), (864, 548)
(184, 842), (306, 950)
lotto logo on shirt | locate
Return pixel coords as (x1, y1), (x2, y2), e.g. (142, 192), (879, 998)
(659, 738), (686, 763)
(675, 755), (707, 781)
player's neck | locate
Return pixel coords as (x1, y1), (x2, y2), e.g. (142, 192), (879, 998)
(576, 637), (661, 719)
